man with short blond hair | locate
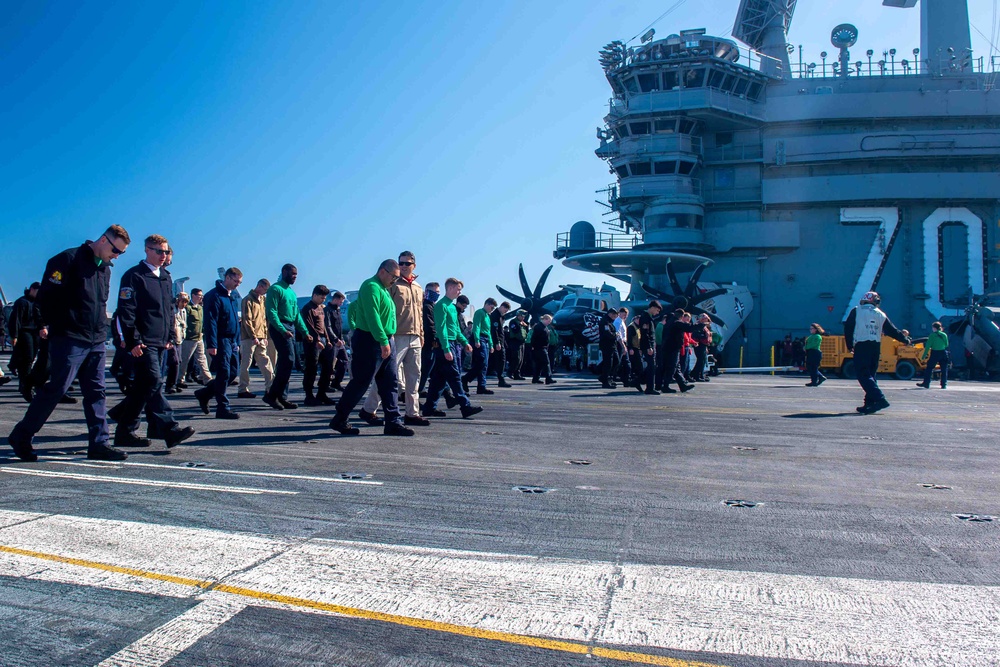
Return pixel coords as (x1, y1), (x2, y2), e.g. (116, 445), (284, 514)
(238, 278), (274, 398)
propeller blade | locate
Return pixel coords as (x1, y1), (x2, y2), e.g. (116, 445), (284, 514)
(639, 283), (671, 302)
(690, 288), (728, 304)
(665, 259), (683, 296)
(497, 286), (525, 304)
(685, 262), (710, 298)
(534, 265), (554, 299)
(517, 264), (532, 298)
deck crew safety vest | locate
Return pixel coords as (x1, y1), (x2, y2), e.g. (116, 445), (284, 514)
(853, 304), (888, 344)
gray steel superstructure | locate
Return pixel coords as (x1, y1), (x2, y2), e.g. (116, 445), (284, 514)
(556, 0), (1000, 365)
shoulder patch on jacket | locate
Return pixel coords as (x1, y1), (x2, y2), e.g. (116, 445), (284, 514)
(119, 287), (134, 300)
(48, 270), (63, 285)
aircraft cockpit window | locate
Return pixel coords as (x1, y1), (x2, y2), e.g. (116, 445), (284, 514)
(564, 298), (576, 307)
(600, 301), (608, 311)
(580, 299), (594, 308)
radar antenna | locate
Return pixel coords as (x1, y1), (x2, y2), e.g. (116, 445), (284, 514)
(733, 0), (797, 79)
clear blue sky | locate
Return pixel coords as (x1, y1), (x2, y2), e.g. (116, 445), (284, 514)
(2, 0), (997, 307)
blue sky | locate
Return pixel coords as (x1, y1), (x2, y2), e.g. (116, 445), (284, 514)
(2, 0), (997, 308)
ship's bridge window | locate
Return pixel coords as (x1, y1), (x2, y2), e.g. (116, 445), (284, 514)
(663, 70), (679, 90)
(629, 161), (652, 176)
(645, 213), (704, 230)
(733, 78), (749, 96)
(613, 125), (629, 140)
(654, 161), (677, 175)
(747, 81), (763, 100)
(720, 74), (737, 93)
(623, 76), (639, 94)
(707, 69), (725, 89)
(655, 119), (676, 133)
(614, 165), (629, 179)
(637, 73), (661, 92)
(628, 121), (651, 135)
(679, 119), (697, 134)
(684, 69), (706, 88)
(677, 160), (696, 175)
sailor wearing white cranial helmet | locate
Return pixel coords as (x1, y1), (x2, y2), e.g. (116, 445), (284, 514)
(844, 290), (910, 415)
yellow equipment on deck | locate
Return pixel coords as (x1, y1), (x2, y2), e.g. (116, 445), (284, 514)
(818, 336), (927, 380)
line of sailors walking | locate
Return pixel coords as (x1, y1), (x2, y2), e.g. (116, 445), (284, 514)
(4, 229), (502, 462)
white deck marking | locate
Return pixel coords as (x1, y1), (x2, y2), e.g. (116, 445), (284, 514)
(0, 510), (997, 666)
(1, 468), (297, 495)
(96, 594), (248, 667)
(46, 459), (382, 485)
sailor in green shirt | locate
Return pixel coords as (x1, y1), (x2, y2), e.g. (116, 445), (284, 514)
(262, 264), (312, 410)
(461, 298), (497, 394)
(421, 277), (482, 418)
(331, 259), (412, 436)
(917, 321), (950, 389)
(804, 323), (827, 387)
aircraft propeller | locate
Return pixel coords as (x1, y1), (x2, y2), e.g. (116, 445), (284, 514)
(640, 259), (728, 325)
(496, 264), (569, 322)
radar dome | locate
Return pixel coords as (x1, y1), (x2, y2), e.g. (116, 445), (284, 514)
(569, 221), (596, 249)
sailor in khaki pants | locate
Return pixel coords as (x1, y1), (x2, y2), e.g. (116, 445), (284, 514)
(237, 278), (275, 398)
(359, 251), (429, 427)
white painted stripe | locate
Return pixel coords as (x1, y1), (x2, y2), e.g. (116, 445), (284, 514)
(0, 468), (296, 495)
(0, 512), (997, 666)
(96, 594), (248, 667)
(48, 460), (382, 485)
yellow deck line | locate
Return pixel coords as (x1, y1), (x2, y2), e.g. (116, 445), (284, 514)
(0, 543), (728, 667)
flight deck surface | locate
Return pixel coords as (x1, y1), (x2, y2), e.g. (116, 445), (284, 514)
(1, 372), (997, 667)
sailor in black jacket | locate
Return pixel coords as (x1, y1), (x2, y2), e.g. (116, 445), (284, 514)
(107, 234), (195, 449)
(324, 291), (348, 391)
(598, 307), (621, 389)
(636, 300), (662, 394)
(8, 228), (132, 462)
(418, 282), (439, 393)
(7, 282), (43, 400)
(530, 314), (555, 384)
(661, 310), (699, 393)
(489, 301), (512, 387)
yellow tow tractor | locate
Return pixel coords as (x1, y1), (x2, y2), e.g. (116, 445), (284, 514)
(819, 336), (927, 380)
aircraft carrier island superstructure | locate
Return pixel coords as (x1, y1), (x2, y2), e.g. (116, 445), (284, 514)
(555, 0), (1000, 366)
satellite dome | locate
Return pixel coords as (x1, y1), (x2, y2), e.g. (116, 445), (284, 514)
(569, 221), (596, 249)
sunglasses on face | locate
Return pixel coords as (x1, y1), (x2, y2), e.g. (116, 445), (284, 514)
(147, 247), (169, 256)
(398, 261), (414, 267)
(103, 235), (126, 256)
